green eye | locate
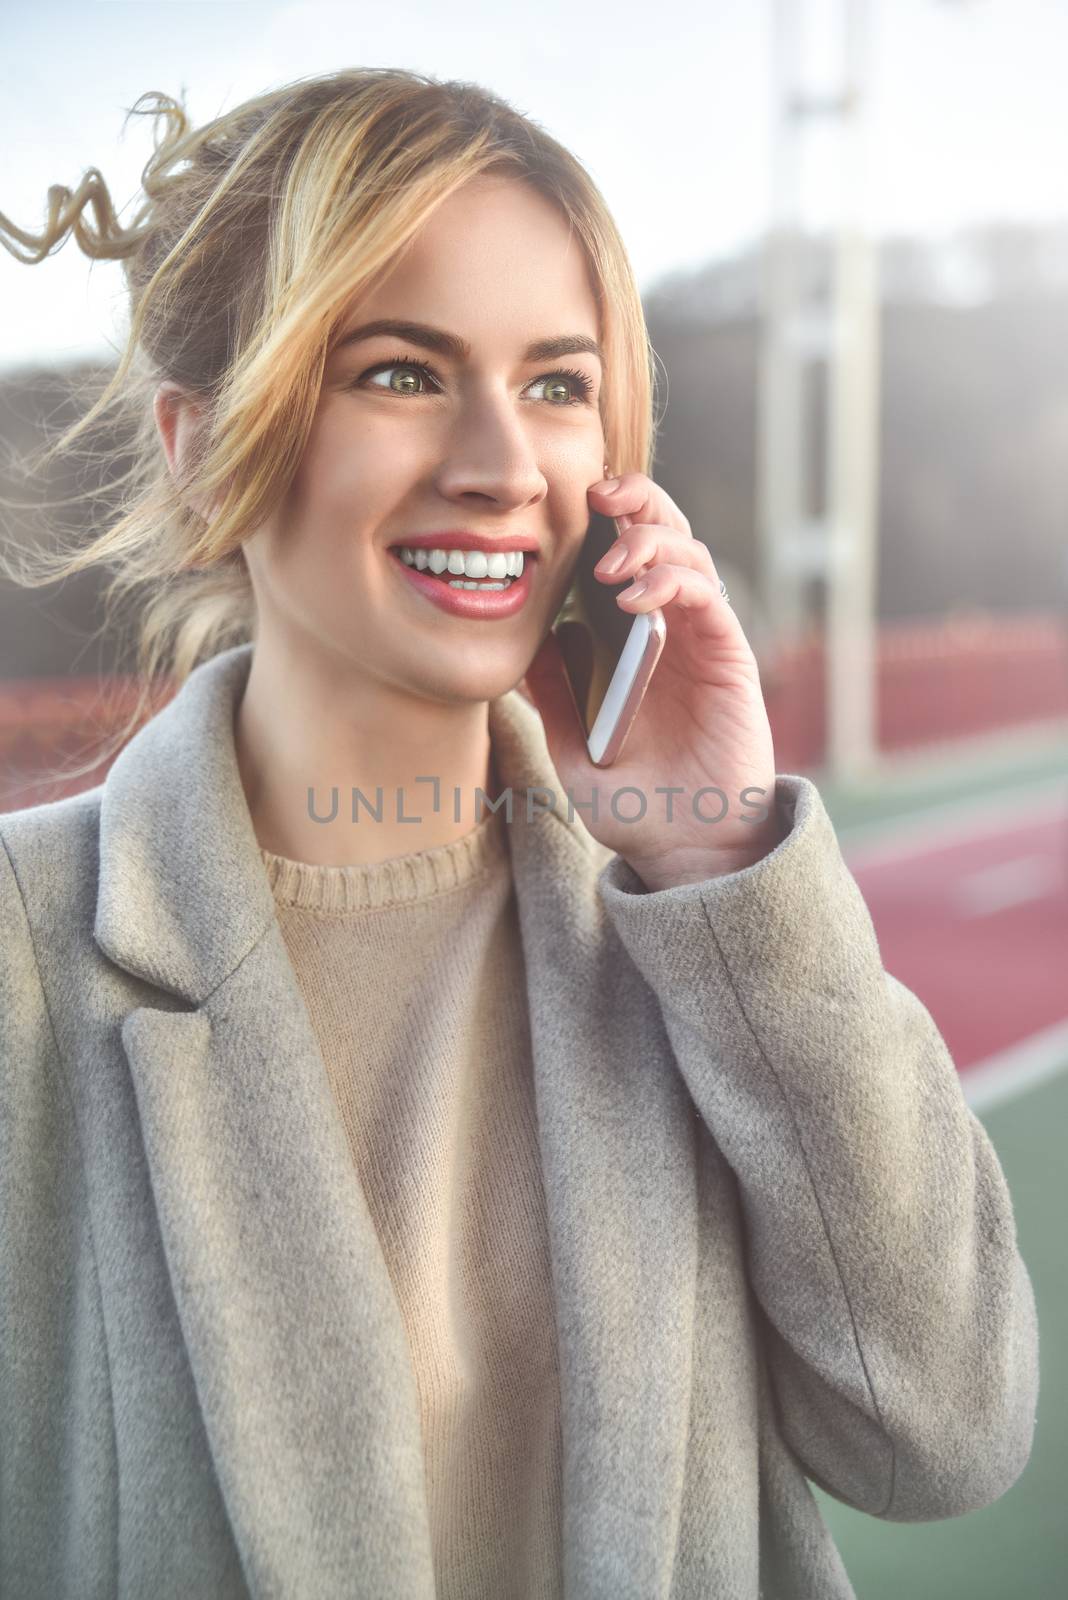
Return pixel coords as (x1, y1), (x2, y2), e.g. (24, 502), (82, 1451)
(355, 354), (596, 406)
(358, 363), (428, 395)
(528, 368), (596, 405)
(387, 367), (423, 395)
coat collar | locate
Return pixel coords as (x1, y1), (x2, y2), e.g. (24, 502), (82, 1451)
(96, 643), (700, 1598)
(94, 640), (598, 1003)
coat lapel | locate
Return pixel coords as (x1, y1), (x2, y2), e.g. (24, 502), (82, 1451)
(95, 643), (700, 1598)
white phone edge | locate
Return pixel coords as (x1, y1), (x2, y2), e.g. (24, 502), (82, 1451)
(585, 611), (653, 765)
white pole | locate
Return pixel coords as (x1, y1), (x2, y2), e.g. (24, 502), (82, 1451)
(757, 0), (807, 648)
(824, 0), (881, 783)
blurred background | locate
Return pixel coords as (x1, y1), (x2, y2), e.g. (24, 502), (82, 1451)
(1, 1), (1065, 1592)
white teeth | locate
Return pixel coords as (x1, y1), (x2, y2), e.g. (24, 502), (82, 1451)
(397, 547), (527, 580)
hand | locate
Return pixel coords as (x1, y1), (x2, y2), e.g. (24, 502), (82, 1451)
(522, 472), (783, 890)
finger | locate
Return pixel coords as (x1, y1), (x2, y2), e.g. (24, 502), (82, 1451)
(594, 524), (717, 584)
(615, 561), (738, 643)
(587, 473), (692, 538)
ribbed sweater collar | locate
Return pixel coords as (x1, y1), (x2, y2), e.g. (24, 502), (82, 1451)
(258, 802), (509, 913)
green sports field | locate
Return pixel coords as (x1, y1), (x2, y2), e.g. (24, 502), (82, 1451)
(809, 726), (1068, 1597)
(812, 1067), (1066, 1598)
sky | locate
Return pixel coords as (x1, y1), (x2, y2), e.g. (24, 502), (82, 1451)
(1, 0), (1065, 375)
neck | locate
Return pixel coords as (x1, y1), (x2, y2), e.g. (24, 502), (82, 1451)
(234, 642), (501, 868)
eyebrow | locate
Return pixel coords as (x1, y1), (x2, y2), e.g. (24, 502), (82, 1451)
(331, 318), (604, 366)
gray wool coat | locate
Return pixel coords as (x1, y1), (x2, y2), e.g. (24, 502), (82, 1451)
(0, 642), (1039, 1599)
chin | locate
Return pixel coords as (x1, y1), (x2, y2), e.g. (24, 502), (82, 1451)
(426, 659), (528, 707)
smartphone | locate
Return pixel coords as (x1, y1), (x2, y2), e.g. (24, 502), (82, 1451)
(552, 509), (666, 766)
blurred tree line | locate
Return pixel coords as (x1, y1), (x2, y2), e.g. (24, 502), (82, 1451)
(2, 222), (1066, 680)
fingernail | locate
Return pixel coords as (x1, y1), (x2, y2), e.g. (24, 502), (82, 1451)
(596, 544), (628, 574)
(621, 580), (647, 600)
(599, 478), (622, 494)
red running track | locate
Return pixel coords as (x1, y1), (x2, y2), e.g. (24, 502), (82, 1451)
(842, 792), (1068, 1075)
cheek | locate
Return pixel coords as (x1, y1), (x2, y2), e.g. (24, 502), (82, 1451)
(539, 416), (604, 469)
(288, 426), (384, 521)
(291, 396), (433, 514)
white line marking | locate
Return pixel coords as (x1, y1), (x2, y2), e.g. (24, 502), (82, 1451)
(961, 1019), (1068, 1113)
(955, 855), (1062, 916)
(839, 775), (1068, 873)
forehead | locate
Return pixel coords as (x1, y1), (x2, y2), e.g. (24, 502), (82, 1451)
(340, 176), (601, 348)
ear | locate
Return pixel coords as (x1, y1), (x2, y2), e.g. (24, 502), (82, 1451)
(153, 381), (220, 525)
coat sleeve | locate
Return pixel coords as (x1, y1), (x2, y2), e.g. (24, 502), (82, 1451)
(595, 773), (1040, 1523)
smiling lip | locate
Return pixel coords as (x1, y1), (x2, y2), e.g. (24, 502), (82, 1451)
(388, 547), (535, 619)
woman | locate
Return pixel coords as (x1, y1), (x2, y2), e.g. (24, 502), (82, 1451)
(0, 69), (1038, 1600)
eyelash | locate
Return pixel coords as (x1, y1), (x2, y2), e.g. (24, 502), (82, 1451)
(352, 352), (596, 406)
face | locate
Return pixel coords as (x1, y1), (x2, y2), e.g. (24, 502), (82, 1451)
(240, 173), (606, 706)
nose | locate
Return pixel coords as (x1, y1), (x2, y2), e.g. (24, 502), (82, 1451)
(432, 387), (547, 511)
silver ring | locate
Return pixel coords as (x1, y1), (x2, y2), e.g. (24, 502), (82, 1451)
(719, 578), (732, 607)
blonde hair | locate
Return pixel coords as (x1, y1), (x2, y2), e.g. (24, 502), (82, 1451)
(0, 67), (661, 787)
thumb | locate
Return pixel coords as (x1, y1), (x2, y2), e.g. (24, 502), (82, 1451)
(522, 628), (589, 776)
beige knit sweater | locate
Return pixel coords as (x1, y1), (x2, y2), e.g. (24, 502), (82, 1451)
(259, 804), (564, 1600)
